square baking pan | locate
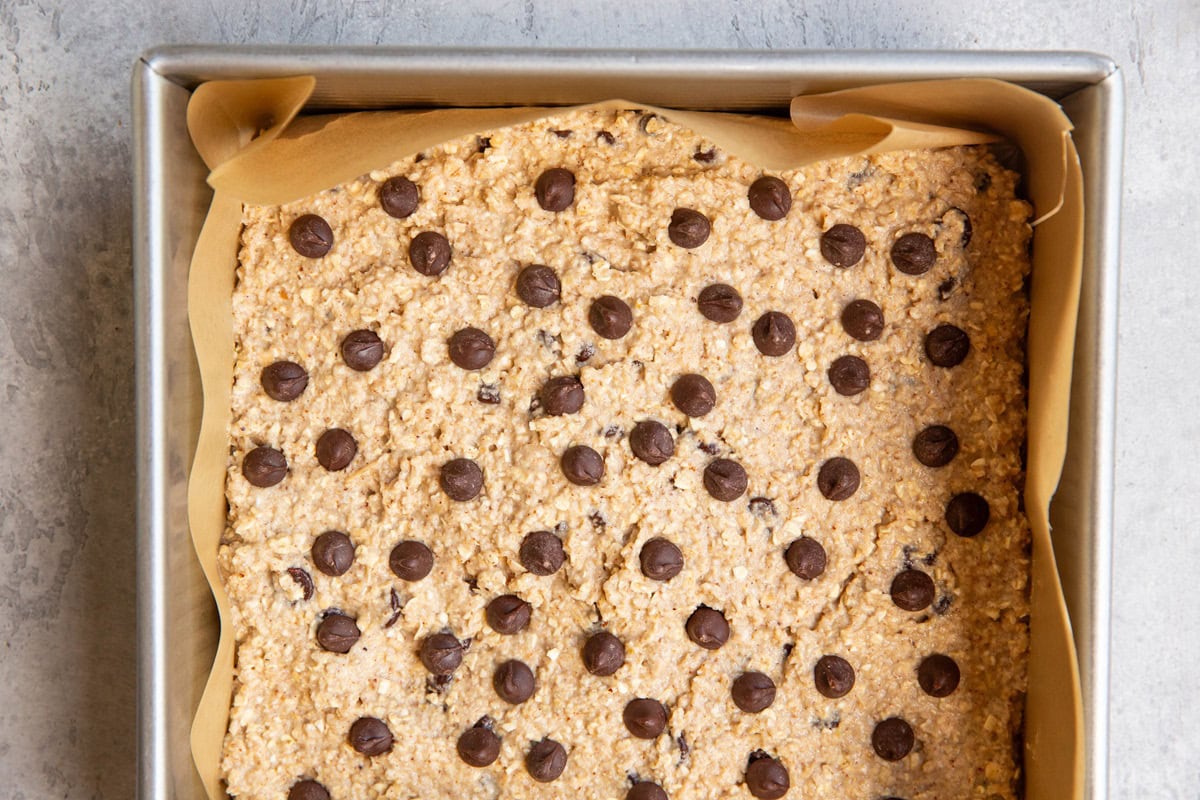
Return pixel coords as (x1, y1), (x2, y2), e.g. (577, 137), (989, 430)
(133, 46), (1121, 800)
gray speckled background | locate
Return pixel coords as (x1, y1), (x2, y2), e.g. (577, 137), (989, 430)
(1, 1), (1195, 798)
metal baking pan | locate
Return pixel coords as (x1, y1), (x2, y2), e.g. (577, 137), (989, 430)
(133, 47), (1120, 800)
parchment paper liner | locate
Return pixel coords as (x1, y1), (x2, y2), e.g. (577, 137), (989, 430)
(185, 76), (1084, 800)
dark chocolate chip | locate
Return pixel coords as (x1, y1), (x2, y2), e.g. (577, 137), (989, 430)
(576, 343), (596, 363)
(694, 147), (718, 163)
(697, 283), (743, 323)
(925, 324), (971, 367)
(457, 725), (501, 767)
(341, 329), (384, 371)
(552, 129), (573, 138)
(287, 567), (314, 600)
(589, 295), (634, 339)
(872, 717), (915, 761)
(582, 631), (625, 676)
(520, 531), (565, 576)
(598, 130), (616, 144)
(752, 312), (796, 357)
(486, 594), (532, 635)
(746, 753), (790, 800)
(748, 176), (792, 221)
(312, 531), (355, 577)
(348, 716), (392, 756)
(288, 779), (330, 800)
(785, 537), (827, 580)
(891, 569), (935, 611)
(316, 428), (357, 471)
(891, 232), (937, 275)
(749, 497), (778, 520)
(813, 655), (855, 698)
(913, 425), (960, 467)
(261, 361), (308, 401)
(316, 613), (360, 653)
(419, 632), (463, 675)
(686, 606), (729, 650)
(817, 457), (860, 501)
(946, 492), (990, 537)
(841, 300), (884, 342)
(670, 374), (716, 417)
(820, 224), (866, 267)
(440, 458), (483, 501)
(526, 738), (568, 782)
(409, 231), (451, 276)
(668, 208), (711, 248)
(704, 458), (748, 502)
(384, 588), (402, 628)
(561, 445), (604, 486)
(540, 376), (585, 415)
(516, 264), (562, 308)
(448, 327), (495, 370)
(477, 383), (500, 404)
(242, 446), (287, 487)
(379, 176), (419, 218)
(535, 168), (576, 212)
(918, 653), (961, 697)
(732, 671), (777, 713)
(630, 421), (675, 466)
(639, 538), (684, 581)
(494, 658), (536, 704)
(944, 207), (973, 247)
(628, 781), (669, 800)
(938, 277), (958, 301)
(289, 214), (333, 258)
(389, 540), (434, 582)
(828, 355), (870, 396)
(623, 698), (668, 739)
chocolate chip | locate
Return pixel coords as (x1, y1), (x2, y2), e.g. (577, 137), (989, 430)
(752, 312), (796, 356)
(384, 588), (402, 628)
(686, 606), (729, 650)
(945, 207), (973, 247)
(440, 458), (483, 501)
(457, 725), (501, 767)
(486, 594), (532, 634)
(348, 716), (392, 756)
(697, 283), (743, 323)
(746, 753), (790, 800)
(938, 277), (958, 301)
(817, 457), (860, 500)
(670, 374), (716, 417)
(289, 214), (333, 258)
(288, 779), (330, 800)
(520, 531), (565, 576)
(891, 232), (936, 275)
(749, 497), (778, 520)
(946, 492), (990, 537)
(668, 208), (711, 248)
(820, 224), (866, 267)
(261, 361), (308, 401)
(732, 671), (777, 713)
(448, 327), (495, 370)
(341, 329), (384, 371)
(552, 129), (573, 138)
(841, 300), (884, 342)
(628, 781), (669, 800)
(891, 569), (935, 611)
(561, 445), (604, 486)
(316, 428), (357, 471)
(639, 538), (683, 581)
(312, 531), (354, 577)
(785, 537), (827, 580)
(287, 567), (314, 600)
(379, 176), (419, 218)
(516, 264), (562, 308)
(389, 540), (434, 581)
(918, 653), (961, 697)
(316, 612), (360, 653)
(623, 698), (668, 739)
(813, 655), (855, 698)
(477, 383), (500, 404)
(409, 231), (451, 276)
(582, 631), (625, 676)
(576, 343), (596, 363)
(872, 717), (915, 761)
(419, 632), (463, 675)
(540, 376), (585, 415)
(748, 176), (792, 221)
(598, 130), (616, 144)
(242, 446), (287, 487)
(630, 421), (675, 466)
(494, 658), (536, 704)
(694, 147), (717, 163)
(913, 425), (960, 467)
(589, 295), (633, 339)
(925, 324), (971, 367)
(526, 738), (568, 782)
(704, 458), (748, 502)
(535, 168), (576, 212)
(828, 355), (870, 396)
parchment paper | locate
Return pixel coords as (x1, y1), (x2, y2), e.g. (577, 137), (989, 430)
(185, 76), (1084, 800)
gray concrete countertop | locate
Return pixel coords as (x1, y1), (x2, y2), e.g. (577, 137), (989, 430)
(1, 1), (1194, 798)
